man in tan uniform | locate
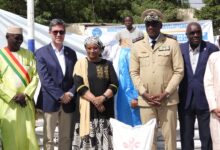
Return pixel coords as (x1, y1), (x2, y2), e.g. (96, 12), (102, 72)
(130, 9), (184, 150)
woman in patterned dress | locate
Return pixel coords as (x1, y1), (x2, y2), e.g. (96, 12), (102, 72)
(72, 36), (119, 150)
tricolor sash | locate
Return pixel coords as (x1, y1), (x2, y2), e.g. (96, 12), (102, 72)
(0, 47), (31, 86)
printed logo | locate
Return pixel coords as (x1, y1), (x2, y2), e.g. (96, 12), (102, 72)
(123, 137), (140, 150)
(92, 28), (102, 37)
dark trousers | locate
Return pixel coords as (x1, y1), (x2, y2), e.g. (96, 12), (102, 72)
(178, 97), (212, 150)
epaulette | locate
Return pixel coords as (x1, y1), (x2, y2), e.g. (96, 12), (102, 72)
(163, 34), (177, 40)
(132, 36), (144, 43)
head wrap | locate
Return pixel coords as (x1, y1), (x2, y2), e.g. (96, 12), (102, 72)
(142, 9), (163, 23)
(7, 26), (23, 34)
(84, 36), (104, 52)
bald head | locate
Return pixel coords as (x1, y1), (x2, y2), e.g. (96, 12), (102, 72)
(186, 22), (201, 35)
(186, 22), (202, 49)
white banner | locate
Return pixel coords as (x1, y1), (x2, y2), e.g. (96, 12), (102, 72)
(85, 20), (214, 44)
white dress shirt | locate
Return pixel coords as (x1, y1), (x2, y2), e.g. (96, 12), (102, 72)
(189, 44), (200, 74)
(51, 43), (66, 75)
(148, 34), (160, 48)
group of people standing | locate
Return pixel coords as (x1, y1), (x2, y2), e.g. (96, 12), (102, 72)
(0, 8), (220, 150)
(105, 8), (220, 150)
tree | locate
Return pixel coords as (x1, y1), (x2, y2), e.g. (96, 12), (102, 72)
(130, 0), (181, 23)
(0, 0), (26, 17)
(0, 0), (183, 25)
(204, 0), (220, 5)
(195, 1), (220, 35)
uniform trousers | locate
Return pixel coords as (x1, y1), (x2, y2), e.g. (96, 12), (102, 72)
(140, 104), (177, 150)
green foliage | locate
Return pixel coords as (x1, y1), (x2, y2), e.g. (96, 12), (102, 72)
(35, 12), (52, 25)
(0, 0), (181, 25)
(204, 0), (220, 6)
(1, 0), (219, 35)
(0, 0), (26, 17)
(195, 4), (220, 35)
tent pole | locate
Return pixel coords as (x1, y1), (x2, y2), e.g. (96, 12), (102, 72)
(27, 0), (35, 52)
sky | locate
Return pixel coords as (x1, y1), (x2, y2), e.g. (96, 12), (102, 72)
(189, 0), (205, 9)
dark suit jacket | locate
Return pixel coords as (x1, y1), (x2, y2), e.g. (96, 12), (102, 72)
(35, 44), (77, 113)
(178, 41), (219, 110)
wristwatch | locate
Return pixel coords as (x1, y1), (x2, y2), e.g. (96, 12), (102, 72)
(102, 94), (108, 101)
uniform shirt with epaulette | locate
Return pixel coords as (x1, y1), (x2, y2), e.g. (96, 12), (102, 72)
(115, 27), (144, 48)
(130, 33), (184, 107)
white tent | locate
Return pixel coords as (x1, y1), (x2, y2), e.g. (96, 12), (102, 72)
(0, 9), (87, 58)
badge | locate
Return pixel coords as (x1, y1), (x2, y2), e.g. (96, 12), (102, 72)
(158, 46), (170, 51)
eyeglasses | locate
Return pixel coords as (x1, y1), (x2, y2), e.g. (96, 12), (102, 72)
(51, 30), (65, 35)
(145, 21), (160, 27)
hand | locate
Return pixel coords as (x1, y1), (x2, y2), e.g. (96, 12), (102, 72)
(153, 92), (169, 102)
(212, 108), (220, 118)
(13, 93), (26, 107)
(91, 96), (106, 112)
(92, 96), (105, 107)
(142, 92), (161, 106)
(60, 92), (72, 104)
(131, 99), (138, 108)
(96, 104), (106, 112)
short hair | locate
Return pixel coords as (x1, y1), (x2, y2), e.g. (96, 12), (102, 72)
(124, 16), (133, 21)
(49, 19), (66, 32)
(186, 22), (202, 34)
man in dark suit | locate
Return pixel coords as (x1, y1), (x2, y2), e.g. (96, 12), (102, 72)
(178, 22), (219, 150)
(35, 19), (77, 150)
